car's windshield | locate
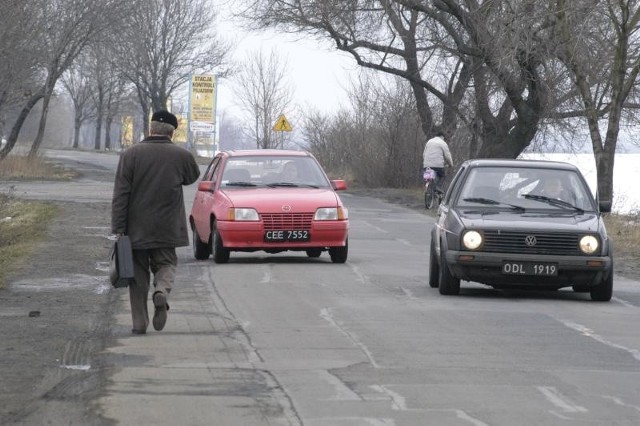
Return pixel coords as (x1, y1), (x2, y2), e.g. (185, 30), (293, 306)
(220, 156), (331, 188)
(456, 166), (596, 212)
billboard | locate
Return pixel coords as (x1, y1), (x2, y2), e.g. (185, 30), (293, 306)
(189, 75), (216, 126)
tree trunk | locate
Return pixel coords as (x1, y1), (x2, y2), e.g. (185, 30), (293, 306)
(94, 86), (104, 150)
(73, 113), (82, 149)
(28, 86), (55, 159)
(0, 93), (44, 160)
(104, 115), (113, 150)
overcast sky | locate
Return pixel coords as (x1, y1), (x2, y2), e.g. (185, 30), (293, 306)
(213, 2), (359, 123)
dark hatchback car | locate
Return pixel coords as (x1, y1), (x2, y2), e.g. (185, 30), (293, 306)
(429, 159), (613, 301)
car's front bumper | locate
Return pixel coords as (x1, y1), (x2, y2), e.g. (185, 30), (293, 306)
(446, 250), (612, 288)
(217, 220), (349, 249)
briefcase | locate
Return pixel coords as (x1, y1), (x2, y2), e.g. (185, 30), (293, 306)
(109, 235), (135, 288)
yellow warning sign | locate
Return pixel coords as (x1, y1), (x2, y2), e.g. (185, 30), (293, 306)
(273, 114), (292, 132)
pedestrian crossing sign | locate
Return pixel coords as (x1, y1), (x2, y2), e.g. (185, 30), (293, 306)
(273, 114), (292, 132)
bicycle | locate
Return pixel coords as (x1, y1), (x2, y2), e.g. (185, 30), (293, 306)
(423, 168), (442, 209)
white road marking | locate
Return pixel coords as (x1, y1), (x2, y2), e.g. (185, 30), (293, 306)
(563, 321), (640, 361)
(322, 371), (362, 401)
(349, 264), (371, 285)
(361, 221), (388, 234)
(369, 385), (489, 425)
(320, 307), (380, 368)
(61, 364), (91, 371)
(537, 386), (587, 413)
(400, 287), (417, 299)
(371, 385), (407, 410)
(602, 395), (640, 412)
(260, 269), (272, 284)
(612, 296), (635, 308)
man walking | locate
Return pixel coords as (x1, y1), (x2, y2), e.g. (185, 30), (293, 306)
(111, 110), (200, 334)
(422, 130), (454, 191)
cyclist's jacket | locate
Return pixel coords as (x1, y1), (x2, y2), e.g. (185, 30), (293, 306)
(422, 136), (453, 169)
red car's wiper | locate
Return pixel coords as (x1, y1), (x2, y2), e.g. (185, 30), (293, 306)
(266, 182), (298, 187)
(225, 181), (256, 187)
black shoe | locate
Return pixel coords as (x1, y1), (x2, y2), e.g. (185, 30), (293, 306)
(131, 329), (146, 335)
(152, 292), (168, 331)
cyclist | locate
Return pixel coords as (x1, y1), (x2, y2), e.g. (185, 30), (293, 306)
(422, 130), (453, 194)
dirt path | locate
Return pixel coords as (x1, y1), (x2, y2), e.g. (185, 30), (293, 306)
(0, 198), (115, 424)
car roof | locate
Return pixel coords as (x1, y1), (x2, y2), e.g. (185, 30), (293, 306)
(222, 149), (312, 158)
(463, 158), (579, 171)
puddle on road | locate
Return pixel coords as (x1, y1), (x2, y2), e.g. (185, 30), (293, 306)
(10, 274), (111, 294)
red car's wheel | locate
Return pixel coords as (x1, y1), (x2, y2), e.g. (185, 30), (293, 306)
(211, 223), (230, 264)
(329, 239), (348, 263)
(192, 224), (211, 260)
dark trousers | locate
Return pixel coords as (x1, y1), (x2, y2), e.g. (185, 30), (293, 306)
(129, 248), (177, 331)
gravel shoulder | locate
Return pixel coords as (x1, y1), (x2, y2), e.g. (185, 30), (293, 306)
(0, 188), (115, 424)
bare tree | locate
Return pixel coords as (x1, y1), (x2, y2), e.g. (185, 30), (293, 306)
(0, 1), (44, 159)
(112, 0), (231, 133)
(242, 1), (563, 161)
(25, 0), (132, 158)
(552, 0), (640, 204)
(61, 57), (95, 149)
(234, 47), (294, 149)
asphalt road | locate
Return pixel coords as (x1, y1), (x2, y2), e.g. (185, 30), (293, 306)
(2, 149), (640, 425)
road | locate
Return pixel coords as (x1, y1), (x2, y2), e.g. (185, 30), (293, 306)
(2, 149), (640, 425)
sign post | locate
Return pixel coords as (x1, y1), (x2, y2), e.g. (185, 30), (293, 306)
(187, 75), (216, 155)
(272, 114), (292, 149)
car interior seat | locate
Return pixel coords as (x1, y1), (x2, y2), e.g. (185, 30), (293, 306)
(472, 185), (500, 200)
(223, 168), (251, 182)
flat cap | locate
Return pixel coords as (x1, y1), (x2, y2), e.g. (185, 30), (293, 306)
(151, 110), (178, 129)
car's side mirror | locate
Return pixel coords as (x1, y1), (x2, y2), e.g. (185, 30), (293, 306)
(197, 181), (215, 192)
(331, 179), (348, 191)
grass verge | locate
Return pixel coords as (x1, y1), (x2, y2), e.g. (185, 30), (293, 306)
(0, 194), (59, 289)
(0, 154), (77, 180)
(604, 214), (640, 260)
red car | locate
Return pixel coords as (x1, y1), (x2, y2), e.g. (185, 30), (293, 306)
(189, 149), (349, 263)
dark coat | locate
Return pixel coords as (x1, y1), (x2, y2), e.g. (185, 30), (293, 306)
(111, 136), (200, 249)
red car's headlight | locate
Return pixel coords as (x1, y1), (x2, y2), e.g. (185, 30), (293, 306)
(227, 208), (259, 221)
(314, 207), (348, 220)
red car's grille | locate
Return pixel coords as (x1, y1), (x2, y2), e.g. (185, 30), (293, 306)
(262, 213), (314, 230)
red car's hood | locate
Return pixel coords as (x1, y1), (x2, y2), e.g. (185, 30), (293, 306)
(221, 187), (342, 214)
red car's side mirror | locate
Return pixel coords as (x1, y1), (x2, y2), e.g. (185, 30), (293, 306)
(331, 179), (347, 191)
(197, 181), (215, 192)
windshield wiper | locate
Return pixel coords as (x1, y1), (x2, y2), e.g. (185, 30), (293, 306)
(463, 197), (526, 212)
(266, 182), (299, 187)
(522, 194), (584, 213)
(225, 181), (256, 187)
(463, 197), (499, 205)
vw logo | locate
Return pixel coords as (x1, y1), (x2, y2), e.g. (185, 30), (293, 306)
(281, 205), (292, 212)
(524, 235), (537, 247)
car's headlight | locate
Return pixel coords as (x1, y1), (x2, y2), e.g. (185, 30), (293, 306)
(462, 230), (483, 250)
(579, 235), (599, 254)
(314, 207), (348, 220)
(228, 208), (259, 221)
